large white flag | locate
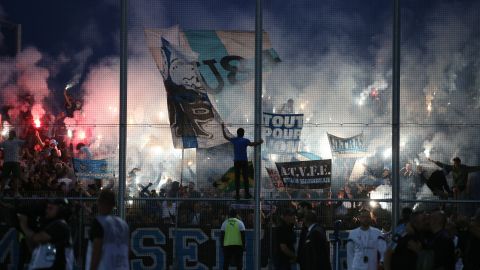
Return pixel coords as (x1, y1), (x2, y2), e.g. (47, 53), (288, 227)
(145, 26), (280, 149)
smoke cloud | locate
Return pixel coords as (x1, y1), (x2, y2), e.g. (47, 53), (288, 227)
(2, 0), (480, 198)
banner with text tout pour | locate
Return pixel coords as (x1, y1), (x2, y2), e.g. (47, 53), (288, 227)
(263, 113), (303, 155)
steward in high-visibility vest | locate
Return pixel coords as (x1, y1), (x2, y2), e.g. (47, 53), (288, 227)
(220, 208), (246, 270)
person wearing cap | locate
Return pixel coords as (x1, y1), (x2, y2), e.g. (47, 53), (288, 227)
(220, 208), (246, 270)
(0, 130), (25, 196)
(17, 199), (74, 269)
(346, 209), (386, 270)
(273, 208), (297, 270)
(86, 189), (129, 270)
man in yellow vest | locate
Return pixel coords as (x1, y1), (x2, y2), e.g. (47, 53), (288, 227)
(221, 208), (246, 270)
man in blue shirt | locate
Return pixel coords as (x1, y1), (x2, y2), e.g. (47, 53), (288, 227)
(222, 123), (263, 200)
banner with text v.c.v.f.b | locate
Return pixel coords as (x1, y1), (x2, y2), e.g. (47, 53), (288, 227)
(145, 26), (280, 149)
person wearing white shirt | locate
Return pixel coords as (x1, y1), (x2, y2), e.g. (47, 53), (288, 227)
(162, 200), (177, 224)
(347, 209), (386, 270)
(86, 190), (129, 270)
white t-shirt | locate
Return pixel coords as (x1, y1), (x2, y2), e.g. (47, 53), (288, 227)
(347, 227), (386, 270)
(162, 201), (177, 219)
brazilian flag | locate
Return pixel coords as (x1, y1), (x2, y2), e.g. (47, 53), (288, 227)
(213, 162), (255, 192)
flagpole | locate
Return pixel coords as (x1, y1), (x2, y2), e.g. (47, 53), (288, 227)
(180, 148), (184, 187)
(172, 147), (184, 270)
(254, 0), (263, 269)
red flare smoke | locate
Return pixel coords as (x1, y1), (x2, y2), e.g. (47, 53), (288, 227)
(34, 119), (41, 128)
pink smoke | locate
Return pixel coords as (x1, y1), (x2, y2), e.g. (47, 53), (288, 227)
(0, 47), (52, 133)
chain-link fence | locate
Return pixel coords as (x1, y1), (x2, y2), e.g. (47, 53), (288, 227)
(1, 0), (480, 269)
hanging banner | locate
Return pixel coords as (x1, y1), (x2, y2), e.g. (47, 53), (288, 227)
(327, 132), (367, 157)
(72, 158), (110, 179)
(263, 113), (303, 154)
(145, 29), (225, 149)
(275, 159), (332, 189)
(145, 26), (280, 148)
(266, 167), (285, 189)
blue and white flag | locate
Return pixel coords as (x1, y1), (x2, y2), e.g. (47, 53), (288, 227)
(73, 158), (110, 179)
(327, 132), (367, 157)
(263, 113), (303, 154)
(145, 26), (280, 149)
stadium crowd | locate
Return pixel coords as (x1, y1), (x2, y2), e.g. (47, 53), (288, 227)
(0, 96), (480, 269)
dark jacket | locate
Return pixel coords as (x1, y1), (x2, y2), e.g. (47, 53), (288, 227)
(297, 224), (331, 270)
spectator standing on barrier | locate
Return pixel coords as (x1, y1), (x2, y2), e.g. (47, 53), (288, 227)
(428, 157), (480, 200)
(86, 189), (129, 270)
(0, 130), (25, 197)
(347, 209), (386, 270)
(296, 210), (331, 270)
(221, 123), (263, 200)
(220, 208), (246, 270)
(273, 208), (297, 270)
(17, 199), (74, 270)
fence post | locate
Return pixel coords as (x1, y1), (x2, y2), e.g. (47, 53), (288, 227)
(391, 0), (401, 228)
(118, 0), (128, 219)
(254, 0), (263, 269)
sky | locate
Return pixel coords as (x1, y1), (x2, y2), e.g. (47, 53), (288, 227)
(1, 0), (480, 195)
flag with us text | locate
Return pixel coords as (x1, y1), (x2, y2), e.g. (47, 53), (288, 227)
(145, 26), (280, 149)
